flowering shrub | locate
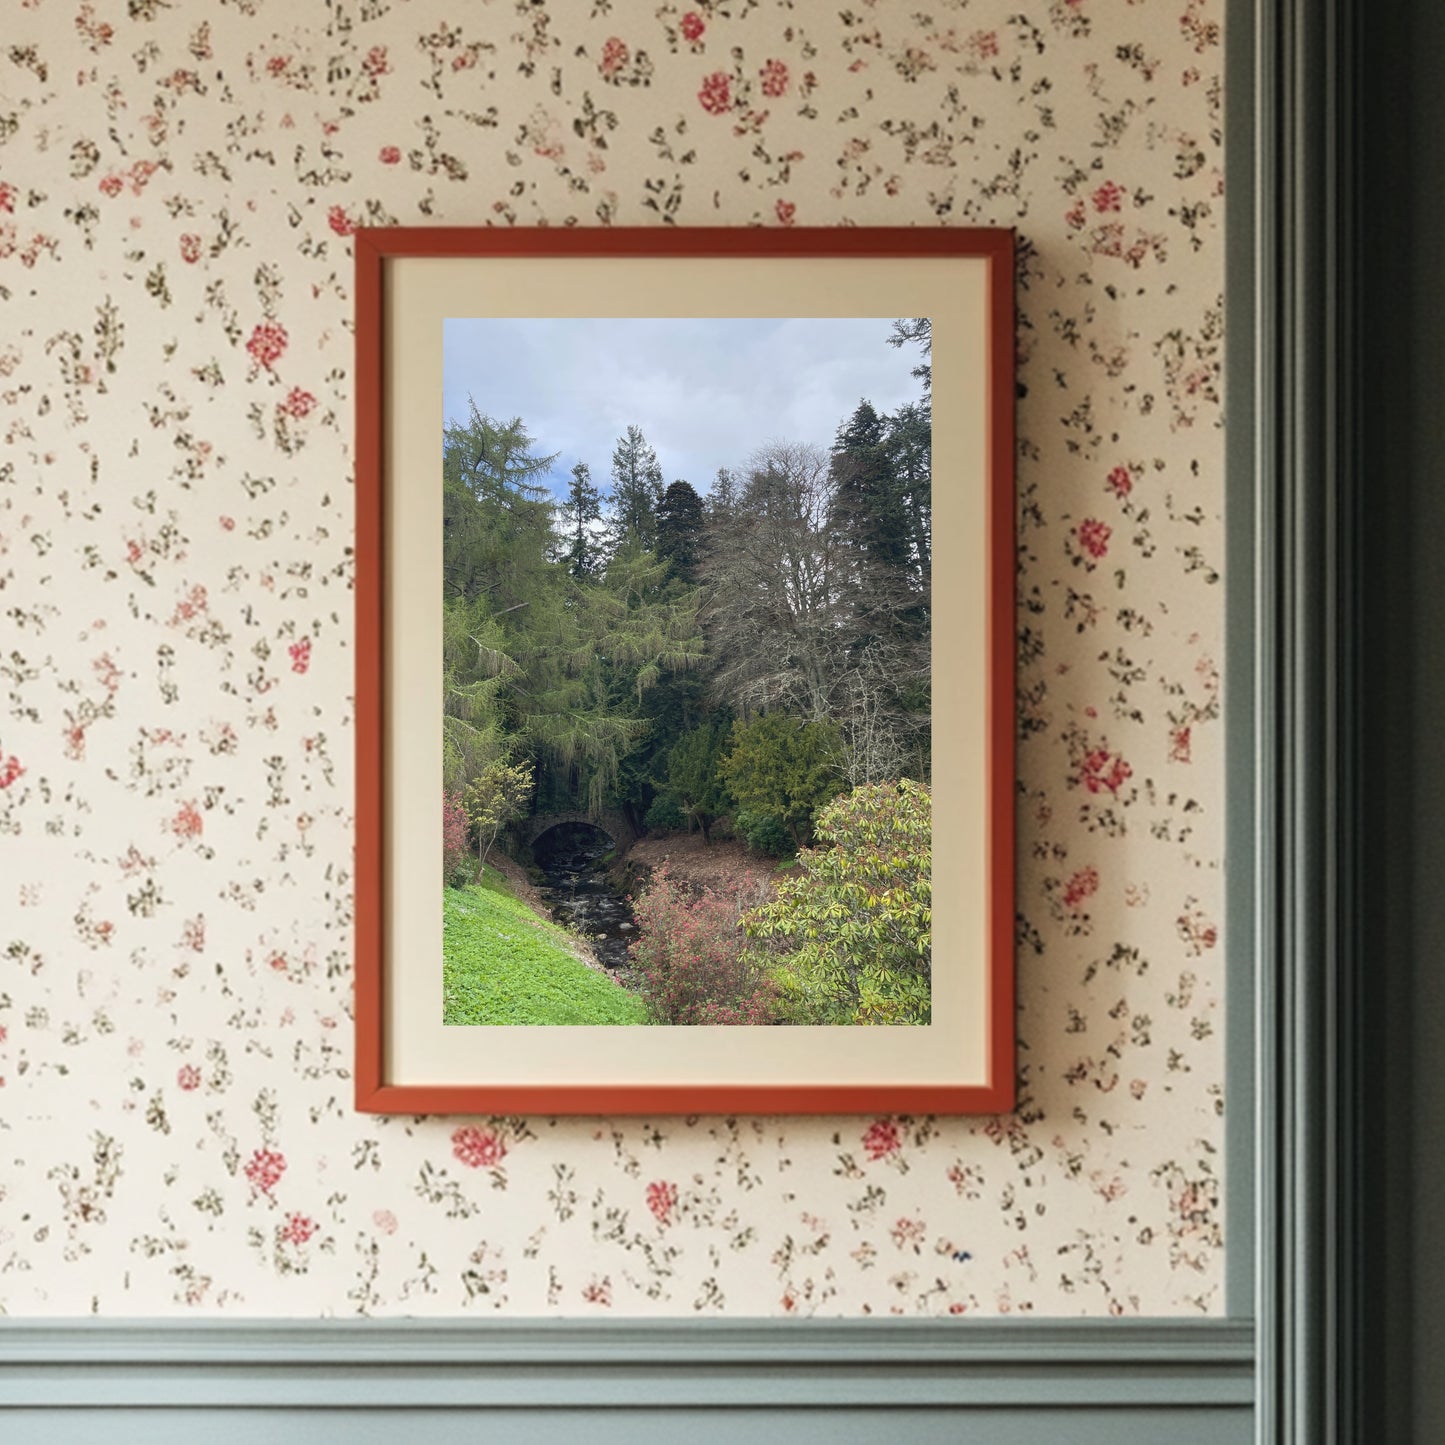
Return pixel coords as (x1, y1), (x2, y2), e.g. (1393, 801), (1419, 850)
(628, 866), (777, 1025)
(442, 790), (473, 887)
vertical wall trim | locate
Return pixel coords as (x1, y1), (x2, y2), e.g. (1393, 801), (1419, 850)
(1253, 0), (1357, 1440)
(1223, 0), (1258, 1323)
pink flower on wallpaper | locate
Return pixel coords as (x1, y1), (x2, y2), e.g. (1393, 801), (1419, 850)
(1062, 866), (1100, 909)
(759, 59), (790, 98)
(244, 1147), (287, 1194)
(645, 1180), (678, 1226)
(379, 146), (402, 165)
(1106, 465), (1133, 498)
(1077, 518), (1112, 559)
(452, 1125), (507, 1169)
(1092, 180), (1125, 212)
(176, 1064), (201, 1091)
(372, 1209), (398, 1235)
(1079, 748), (1133, 796)
(245, 321), (289, 370)
(288, 638), (311, 674)
(1171, 725), (1192, 762)
(599, 37), (629, 78)
(179, 233), (202, 264)
(862, 1118), (902, 1161)
(361, 45), (391, 79)
(0, 754), (23, 790)
(775, 199), (796, 227)
(680, 12), (706, 44)
(169, 801), (204, 840)
(967, 30), (1001, 59)
(698, 71), (731, 116)
(278, 387), (316, 419)
(581, 1276), (613, 1306)
(279, 1212), (317, 1245)
(327, 205), (356, 237)
(0, 182), (17, 213)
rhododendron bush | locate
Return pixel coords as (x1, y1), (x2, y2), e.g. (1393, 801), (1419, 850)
(744, 780), (932, 1025)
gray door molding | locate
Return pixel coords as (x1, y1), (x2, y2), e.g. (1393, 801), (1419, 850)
(1246, 0), (1359, 1440)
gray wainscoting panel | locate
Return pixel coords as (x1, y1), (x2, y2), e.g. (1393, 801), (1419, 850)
(0, 1407), (1255, 1445)
(0, 1320), (1252, 1440)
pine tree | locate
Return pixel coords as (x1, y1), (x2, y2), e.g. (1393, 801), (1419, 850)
(885, 401), (931, 589)
(607, 424), (664, 552)
(709, 465), (738, 517)
(656, 479), (706, 582)
(559, 461), (606, 578)
(830, 399), (910, 573)
(887, 317), (932, 400)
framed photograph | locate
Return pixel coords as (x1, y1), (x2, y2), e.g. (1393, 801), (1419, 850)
(354, 227), (1015, 1115)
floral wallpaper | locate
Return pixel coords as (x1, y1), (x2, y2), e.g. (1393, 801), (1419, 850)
(0, 0), (1224, 1316)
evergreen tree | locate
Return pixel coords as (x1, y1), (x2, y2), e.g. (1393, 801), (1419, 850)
(721, 712), (844, 849)
(662, 718), (732, 843)
(559, 460), (606, 578)
(709, 465), (738, 517)
(442, 402), (558, 604)
(828, 397), (931, 785)
(830, 399), (911, 575)
(607, 424), (664, 552)
(887, 317), (932, 400)
(884, 401), (931, 590)
(656, 479), (706, 582)
(444, 400), (558, 505)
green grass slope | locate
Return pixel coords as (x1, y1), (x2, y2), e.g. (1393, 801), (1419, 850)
(442, 868), (649, 1026)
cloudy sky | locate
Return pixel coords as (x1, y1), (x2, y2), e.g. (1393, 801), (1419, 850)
(442, 317), (925, 501)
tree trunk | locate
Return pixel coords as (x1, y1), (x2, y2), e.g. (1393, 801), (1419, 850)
(477, 825), (500, 879)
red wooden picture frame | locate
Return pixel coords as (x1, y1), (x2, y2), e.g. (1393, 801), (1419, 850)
(354, 226), (1015, 1116)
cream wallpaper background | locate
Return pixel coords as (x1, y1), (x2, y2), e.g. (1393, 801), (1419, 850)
(0, 0), (1224, 1316)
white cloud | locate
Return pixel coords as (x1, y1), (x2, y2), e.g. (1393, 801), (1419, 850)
(442, 317), (925, 499)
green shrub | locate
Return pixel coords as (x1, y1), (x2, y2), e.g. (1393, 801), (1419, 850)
(742, 779), (932, 1025)
(644, 794), (686, 832)
(720, 713), (843, 849)
(661, 719), (731, 842)
(734, 808), (794, 858)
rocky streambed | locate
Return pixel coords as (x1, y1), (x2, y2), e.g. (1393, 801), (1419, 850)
(531, 822), (641, 972)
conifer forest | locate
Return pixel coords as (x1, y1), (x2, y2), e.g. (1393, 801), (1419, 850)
(441, 318), (935, 1027)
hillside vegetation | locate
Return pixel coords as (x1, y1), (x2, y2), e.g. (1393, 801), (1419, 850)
(442, 867), (649, 1026)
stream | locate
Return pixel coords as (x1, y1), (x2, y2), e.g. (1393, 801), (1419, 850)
(533, 822), (638, 971)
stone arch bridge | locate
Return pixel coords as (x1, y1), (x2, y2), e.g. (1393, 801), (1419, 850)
(512, 809), (638, 855)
